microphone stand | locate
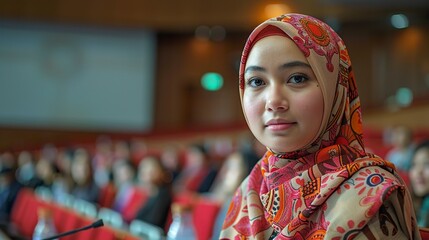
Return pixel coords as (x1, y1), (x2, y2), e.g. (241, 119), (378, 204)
(42, 219), (104, 240)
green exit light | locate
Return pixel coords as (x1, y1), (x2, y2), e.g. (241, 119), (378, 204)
(201, 72), (223, 91)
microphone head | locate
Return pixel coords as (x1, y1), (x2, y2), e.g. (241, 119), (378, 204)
(92, 219), (104, 228)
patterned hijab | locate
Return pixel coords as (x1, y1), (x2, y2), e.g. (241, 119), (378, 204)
(220, 13), (420, 239)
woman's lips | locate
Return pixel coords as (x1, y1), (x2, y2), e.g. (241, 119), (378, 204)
(265, 119), (295, 131)
(414, 179), (426, 186)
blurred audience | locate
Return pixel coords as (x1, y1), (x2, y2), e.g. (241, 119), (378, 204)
(92, 135), (114, 188)
(113, 140), (131, 162)
(135, 155), (172, 230)
(70, 148), (100, 203)
(160, 144), (183, 181)
(53, 148), (74, 198)
(32, 158), (58, 190)
(173, 144), (217, 193)
(206, 151), (247, 202)
(12, 129), (428, 238)
(15, 151), (36, 187)
(40, 144), (58, 163)
(386, 125), (415, 172)
(0, 132), (267, 237)
(210, 137), (262, 240)
(409, 139), (429, 227)
(0, 162), (22, 222)
(112, 159), (136, 214)
(1, 152), (17, 170)
(129, 139), (148, 166)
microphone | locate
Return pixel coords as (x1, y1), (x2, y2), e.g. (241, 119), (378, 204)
(42, 219), (104, 240)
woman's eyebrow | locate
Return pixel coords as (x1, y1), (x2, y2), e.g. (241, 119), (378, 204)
(244, 66), (265, 74)
(245, 61), (311, 74)
(280, 61), (311, 69)
(280, 61), (311, 68)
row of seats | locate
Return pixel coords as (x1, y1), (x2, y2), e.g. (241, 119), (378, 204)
(10, 188), (222, 240)
(10, 188), (160, 240)
(167, 193), (222, 240)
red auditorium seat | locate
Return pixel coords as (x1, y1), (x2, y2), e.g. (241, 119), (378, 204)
(10, 188), (32, 227)
(19, 192), (50, 237)
(164, 192), (197, 231)
(193, 197), (221, 240)
(166, 194), (221, 240)
(420, 228), (429, 239)
(73, 217), (96, 240)
(98, 182), (117, 208)
(50, 203), (78, 234)
(92, 225), (117, 240)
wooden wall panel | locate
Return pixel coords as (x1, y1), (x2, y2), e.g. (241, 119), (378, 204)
(154, 33), (247, 130)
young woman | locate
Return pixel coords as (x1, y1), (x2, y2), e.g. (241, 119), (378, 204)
(135, 156), (173, 230)
(220, 13), (420, 239)
(409, 140), (429, 227)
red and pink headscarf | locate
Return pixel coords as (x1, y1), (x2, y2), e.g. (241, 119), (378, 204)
(220, 13), (419, 239)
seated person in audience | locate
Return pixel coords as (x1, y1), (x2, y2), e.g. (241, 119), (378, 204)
(386, 125), (415, 172)
(112, 159), (136, 213)
(196, 163), (219, 194)
(160, 145), (183, 181)
(409, 140), (429, 227)
(53, 148), (75, 199)
(92, 135), (114, 188)
(70, 148), (100, 203)
(113, 140), (132, 162)
(129, 139), (148, 166)
(32, 157), (58, 190)
(31, 157), (69, 201)
(15, 151), (36, 187)
(173, 144), (214, 193)
(206, 151), (248, 203)
(211, 140), (262, 240)
(0, 164), (22, 222)
(134, 156), (172, 230)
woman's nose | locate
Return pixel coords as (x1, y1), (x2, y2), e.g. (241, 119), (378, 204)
(265, 85), (288, 112)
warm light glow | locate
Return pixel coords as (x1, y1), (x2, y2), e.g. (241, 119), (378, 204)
(394, 27), (423, 54)
(264, 4), (291, 18)
(190, 38), (211, 56)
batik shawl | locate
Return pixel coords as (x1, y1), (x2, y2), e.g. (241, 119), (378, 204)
(220, 13), (420, 239)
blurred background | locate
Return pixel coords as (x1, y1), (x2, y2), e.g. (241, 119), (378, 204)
(1, 1), (429, 239)
(0, 0), (429, 149)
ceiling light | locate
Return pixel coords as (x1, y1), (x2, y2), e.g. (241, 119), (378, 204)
(201, 72), (223, 91)
(264, 4), (291, 18)
(390, 14), (409, 29)
(395, 87), (413, 107)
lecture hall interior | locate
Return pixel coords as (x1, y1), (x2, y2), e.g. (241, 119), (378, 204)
(1, 1), (429, 239)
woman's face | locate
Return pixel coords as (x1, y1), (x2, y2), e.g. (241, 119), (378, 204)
(410, 148), (429, 197)
(139, 158), (164, 185)
(243, 36), (324, 153)
(71, 157), (91, 185)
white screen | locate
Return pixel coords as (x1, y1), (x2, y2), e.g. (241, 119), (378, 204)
(0, 22), (156, 131)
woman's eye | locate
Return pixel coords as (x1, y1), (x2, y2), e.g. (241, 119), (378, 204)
(288, 75), (308, 84)
(247, 78), (265, 87)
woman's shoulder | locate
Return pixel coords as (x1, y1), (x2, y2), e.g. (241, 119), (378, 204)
(353, 164), (404, 183)
(348, 164), (409, 200)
